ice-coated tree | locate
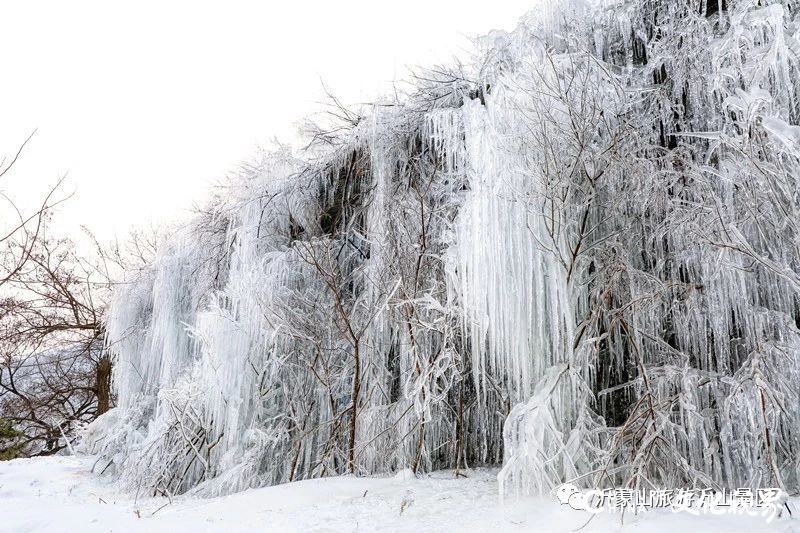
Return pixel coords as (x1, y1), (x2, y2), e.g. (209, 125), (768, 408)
(86, 0), (800, 498)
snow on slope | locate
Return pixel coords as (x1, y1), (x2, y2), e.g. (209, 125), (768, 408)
(0, 456), (795, 533)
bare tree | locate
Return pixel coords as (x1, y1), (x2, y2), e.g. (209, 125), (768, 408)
(0, 134), (134, 458)
(0, 224), (113, 455)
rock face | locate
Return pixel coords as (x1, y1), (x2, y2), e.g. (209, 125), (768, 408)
(89, 0), (800, 498)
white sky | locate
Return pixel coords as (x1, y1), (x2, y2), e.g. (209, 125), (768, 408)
(0, 1), (533, 241)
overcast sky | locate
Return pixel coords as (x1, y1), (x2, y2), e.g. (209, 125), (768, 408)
(0, 1), (533, 240)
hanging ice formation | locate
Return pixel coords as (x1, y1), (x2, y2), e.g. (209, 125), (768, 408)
(85, 0), (800, 497)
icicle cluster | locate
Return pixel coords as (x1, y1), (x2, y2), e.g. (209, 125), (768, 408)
(86, 0), (800, 498)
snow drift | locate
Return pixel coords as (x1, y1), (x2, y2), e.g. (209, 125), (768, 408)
(87, 0), (800, 498)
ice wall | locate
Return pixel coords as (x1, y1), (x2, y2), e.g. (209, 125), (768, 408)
(89, 0), (800, 497)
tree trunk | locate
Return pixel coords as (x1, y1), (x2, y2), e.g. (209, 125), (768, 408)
(347, 342), (361, 474)
(96, 355), (112, 416)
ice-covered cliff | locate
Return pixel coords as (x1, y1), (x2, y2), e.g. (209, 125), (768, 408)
(88, 0), (800, 498)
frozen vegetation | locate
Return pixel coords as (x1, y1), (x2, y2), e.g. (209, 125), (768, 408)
(84, 0), (800, 507)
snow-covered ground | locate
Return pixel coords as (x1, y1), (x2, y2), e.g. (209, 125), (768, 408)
(0, 456), (796, 532)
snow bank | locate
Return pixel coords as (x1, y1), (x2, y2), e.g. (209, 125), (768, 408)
(1, 456), (795, 532)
